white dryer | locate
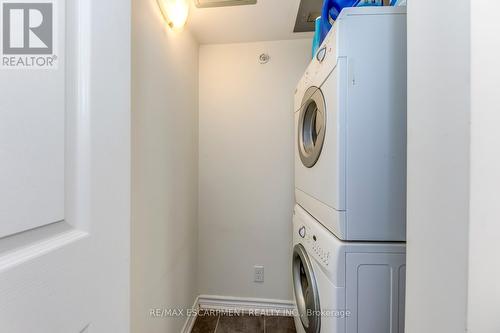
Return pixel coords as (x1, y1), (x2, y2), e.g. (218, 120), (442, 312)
(292, 205), (406, 333)
(294, 7), (407, 241)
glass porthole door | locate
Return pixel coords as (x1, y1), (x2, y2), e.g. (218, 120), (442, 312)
(298, 87), (326, 168)
(292, 244), (321, 333)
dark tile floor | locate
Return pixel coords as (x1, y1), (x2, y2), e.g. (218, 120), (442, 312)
(191, 314), (296, 333)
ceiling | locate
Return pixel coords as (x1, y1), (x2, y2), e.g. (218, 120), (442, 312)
(187, 0), (315, 44)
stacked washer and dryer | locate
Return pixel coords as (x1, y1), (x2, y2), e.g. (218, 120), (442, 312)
(292, 7), (407, 333)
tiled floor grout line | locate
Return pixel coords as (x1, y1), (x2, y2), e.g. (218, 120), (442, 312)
(213, 315), (220, 333)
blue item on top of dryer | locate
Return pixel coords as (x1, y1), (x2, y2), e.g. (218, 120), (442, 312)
(357, 0), (384, 6)
(312, 17), (322, 58)
(391, 0), (407, 5)
(319, 0), (383, 46)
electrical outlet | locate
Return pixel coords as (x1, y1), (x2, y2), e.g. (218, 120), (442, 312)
(254, 265), (264, 283)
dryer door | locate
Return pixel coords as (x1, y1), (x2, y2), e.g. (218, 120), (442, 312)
(298, 87), (326, 168)
(292, 244), (321, 333)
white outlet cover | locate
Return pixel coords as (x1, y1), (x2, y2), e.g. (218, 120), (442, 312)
(254, 265), (264, 282)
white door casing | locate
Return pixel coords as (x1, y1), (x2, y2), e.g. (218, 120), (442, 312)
(0, 0), (130, 332)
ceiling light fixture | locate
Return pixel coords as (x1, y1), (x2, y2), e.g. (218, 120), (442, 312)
(157, 0), (189, 30)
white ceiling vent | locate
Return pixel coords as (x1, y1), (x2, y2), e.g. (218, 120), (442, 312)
(195, 0), (257, 8)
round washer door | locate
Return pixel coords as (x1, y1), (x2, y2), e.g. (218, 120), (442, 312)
(298, 87), (326, 168)
(292, 244), (321, 333)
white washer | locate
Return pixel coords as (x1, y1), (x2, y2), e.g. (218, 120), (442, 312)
(292, 205), (406, 333)
(294, 7), (407, 241)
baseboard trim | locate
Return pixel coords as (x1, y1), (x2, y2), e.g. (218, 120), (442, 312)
(181, 295), (295, 333)
(181, 295), (199, 333)
(197, 295), (295, 317)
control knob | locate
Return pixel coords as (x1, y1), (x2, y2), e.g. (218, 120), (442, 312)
(298, 226), (306, 238)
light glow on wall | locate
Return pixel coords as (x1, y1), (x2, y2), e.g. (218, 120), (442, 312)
(157, 0), (189, 30)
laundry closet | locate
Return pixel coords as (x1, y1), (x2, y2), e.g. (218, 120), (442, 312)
(130, 0), (489, 333)
(0, 0), (495, 331)
(132, 0), (407, 332)
(132, 2), (314, 331)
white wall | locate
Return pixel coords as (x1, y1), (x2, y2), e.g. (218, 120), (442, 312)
(406, 1), (471, 332)
(131, 0), (199, 332)
(198, 39), (311, 300)
(468, 1), (500, 331)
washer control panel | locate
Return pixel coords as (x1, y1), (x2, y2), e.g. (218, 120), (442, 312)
(312, 241), (331, 266)
(298, 224), (331, 267)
